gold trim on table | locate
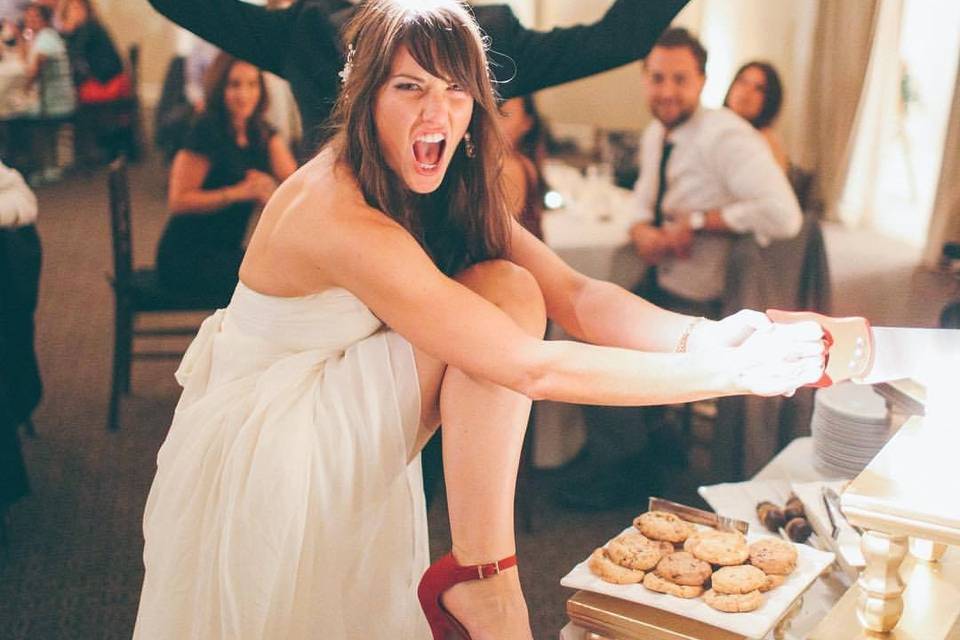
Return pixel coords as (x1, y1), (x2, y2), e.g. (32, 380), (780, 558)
(812, 406), (960, 636)
(807, 547), (960, 639)
(567, 590), (746, 640)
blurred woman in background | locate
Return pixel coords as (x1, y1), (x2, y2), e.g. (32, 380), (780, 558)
(21, 1), (72, 116)
(155, 53), (296, 302)
(21, 2), (74, 181)
(724, 61), (788, 171)
(499, 95), (547, 239)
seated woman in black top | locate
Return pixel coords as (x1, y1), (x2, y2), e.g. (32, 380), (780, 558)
(156, 53), (296, 301)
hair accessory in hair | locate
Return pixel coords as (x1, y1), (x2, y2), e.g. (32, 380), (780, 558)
(463, 131), (476, 158)
(338, 43), (356, 85)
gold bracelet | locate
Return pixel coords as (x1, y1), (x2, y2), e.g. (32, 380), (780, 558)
(675, 316), (705, 353)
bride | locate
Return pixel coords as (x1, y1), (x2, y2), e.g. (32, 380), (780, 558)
(133, 1), (825, 638)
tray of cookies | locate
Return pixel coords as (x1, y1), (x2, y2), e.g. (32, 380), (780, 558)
(560, 508), (835, 639)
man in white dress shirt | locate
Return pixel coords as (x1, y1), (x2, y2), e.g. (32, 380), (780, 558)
(630, 27), (801, 306)
(556, 29), (802, 510)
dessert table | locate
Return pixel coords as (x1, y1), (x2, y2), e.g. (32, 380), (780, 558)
(561, 379), (960, 639)
(808, 400), (960, 638)
(559, 437), (850, 640)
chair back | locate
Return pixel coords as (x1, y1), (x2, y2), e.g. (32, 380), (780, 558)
(108, 157), (132, 291)
(128, 44), (141, 98)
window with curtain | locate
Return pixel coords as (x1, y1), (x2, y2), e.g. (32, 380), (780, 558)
(839, 0), (960, 248)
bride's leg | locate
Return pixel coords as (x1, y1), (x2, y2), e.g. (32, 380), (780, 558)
(413, 260), (546, 639)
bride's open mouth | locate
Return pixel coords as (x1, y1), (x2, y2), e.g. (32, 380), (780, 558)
(412, 132), (446, 173)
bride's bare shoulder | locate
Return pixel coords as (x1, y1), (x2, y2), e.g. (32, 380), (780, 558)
(243, 149), (394, 293)
(265, 149), (379, 232)
(249, 148), (399, 263)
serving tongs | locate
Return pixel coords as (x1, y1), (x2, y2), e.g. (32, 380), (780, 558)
(648, 497), (749, 534)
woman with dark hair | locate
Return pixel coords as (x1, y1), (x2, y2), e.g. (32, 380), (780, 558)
(724, 61), (788, 171)
(134, 2), (824, 638)
(500, 95), (547, 239)
(154, 52), (296, 301)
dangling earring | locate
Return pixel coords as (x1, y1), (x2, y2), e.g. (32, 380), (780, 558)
(463, 131), (477, 158)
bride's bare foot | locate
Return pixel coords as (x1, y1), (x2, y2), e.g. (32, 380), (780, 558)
(441, 568), (532, 640)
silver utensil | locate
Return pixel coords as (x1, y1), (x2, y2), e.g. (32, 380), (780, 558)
(821, 490), (840, 540)
(648, 497), (749, 534)
(823, 486), (864, 536)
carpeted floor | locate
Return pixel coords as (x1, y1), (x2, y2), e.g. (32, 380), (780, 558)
(0, 153), (955, 639)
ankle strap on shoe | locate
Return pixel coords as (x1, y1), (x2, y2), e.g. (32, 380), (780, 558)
(450, 554), (518, 581)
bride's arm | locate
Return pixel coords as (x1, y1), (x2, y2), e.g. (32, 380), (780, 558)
(286, 203), (821, 407)
(507, 220), (711, 352)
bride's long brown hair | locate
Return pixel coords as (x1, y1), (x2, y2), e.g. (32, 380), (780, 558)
(329, 0), (510, 275)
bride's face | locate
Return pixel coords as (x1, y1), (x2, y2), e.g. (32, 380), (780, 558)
(373, 45), (474, 194)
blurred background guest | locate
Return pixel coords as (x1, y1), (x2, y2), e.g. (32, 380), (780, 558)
(185, 36), (302, 153)
(155, 53), (296, 302)
(724, 60), (788, 172)
(22, 1), (74, 117)
(20, 2), (75, 181)
(60, 0), (128, 104)
(59, 0), (134, 164)
(500, 95), (548, 239)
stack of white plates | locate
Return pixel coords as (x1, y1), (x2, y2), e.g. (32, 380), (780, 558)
(811, 382), (890, 477)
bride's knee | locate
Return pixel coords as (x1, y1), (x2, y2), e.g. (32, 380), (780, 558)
(455, 260), (546, 336)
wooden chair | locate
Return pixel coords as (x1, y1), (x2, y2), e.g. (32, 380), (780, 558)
(106, 157), (225, 431)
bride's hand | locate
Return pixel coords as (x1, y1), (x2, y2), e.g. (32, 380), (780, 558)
(729, 321), (826, 397)
(686, 309), (772, 352)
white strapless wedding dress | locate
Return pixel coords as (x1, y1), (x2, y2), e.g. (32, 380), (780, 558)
(133, 282), (432, 639)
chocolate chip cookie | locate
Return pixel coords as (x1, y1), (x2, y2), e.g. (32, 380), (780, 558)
(703, 588), (764, 613)
(605, 530), (665, 571)
(642, 571), (704, 598)
(654, 551), (712, 587)
(588, 548), (646, 584)
(711, 565), (768, 594)
(749, 537), (797, 575)
(687, 530), (749, 566)
(633, 511), (695, 544)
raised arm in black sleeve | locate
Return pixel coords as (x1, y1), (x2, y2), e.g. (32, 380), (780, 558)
(476, 0), (689, 99)
(145, 0), (294, 76)
(147, 0), (687, 157)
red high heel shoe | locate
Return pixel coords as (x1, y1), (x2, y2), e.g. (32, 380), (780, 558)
(417, 552), (518, 640)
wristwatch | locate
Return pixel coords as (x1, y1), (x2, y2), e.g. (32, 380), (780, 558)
(688, 210), (706, 231)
